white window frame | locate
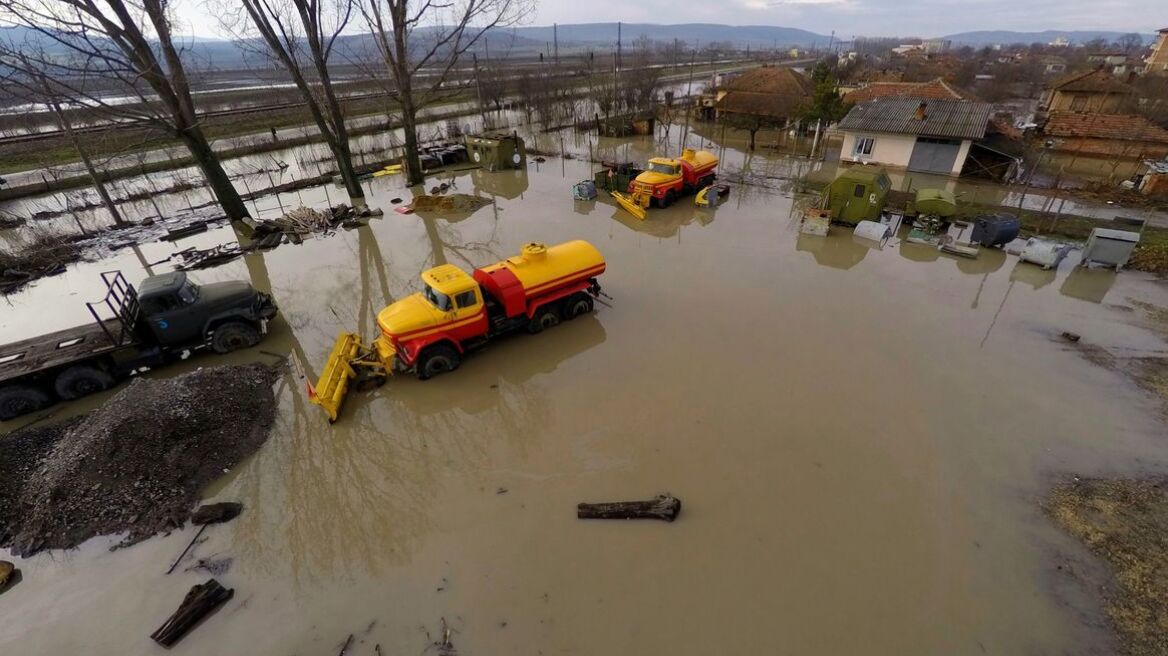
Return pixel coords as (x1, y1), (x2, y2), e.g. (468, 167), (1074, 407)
(853, 135), (876, 158)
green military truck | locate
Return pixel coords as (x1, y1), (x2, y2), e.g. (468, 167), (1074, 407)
(0, 271), (278, 420)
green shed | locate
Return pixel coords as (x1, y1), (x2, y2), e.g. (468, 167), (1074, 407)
(825, 168), (891, 225)
(465, 133), (526, 171)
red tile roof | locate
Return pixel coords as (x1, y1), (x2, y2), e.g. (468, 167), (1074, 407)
(842, 78), (972, 104)
(717, 66), (812, 119)
(1044, 112), (1168, 144)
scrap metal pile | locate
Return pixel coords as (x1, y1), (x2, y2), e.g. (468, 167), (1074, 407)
(173, 204), (383, 270)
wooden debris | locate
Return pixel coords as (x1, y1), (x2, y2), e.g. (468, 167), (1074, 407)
(0, 560), (14, 588)
(150, 579), (234, 647)
(161, 222), (209, 242)
(166, 524), (208, 575)
(577, 494), (682, 522)
(192, 502), (243, 525)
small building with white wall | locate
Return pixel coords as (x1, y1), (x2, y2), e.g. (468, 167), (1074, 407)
(836, 97), (993, 176)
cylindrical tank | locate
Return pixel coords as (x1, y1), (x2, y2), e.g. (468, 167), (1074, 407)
(914, 189), (957, 218)
(971, 214), (1021, 248)
(853, 220), (892, 242)
(501, 240), (606, 293)
(682, 149), (719, 169)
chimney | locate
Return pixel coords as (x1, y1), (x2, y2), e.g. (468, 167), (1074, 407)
(913, 101), (928, 121)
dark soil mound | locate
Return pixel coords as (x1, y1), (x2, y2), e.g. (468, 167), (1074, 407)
(0, 364), (277, 556)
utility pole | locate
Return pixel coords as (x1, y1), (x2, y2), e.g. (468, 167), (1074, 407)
(681, 50), (696, 150)
(617, 22), (622, 70)
(554, 24), (559, 65)
(473, 53), (487, 128)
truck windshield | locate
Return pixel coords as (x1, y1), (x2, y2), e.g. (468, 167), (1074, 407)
(649, 162), (676, 175)
(178, 281), (199, 304)
(424, 285), (452, 311)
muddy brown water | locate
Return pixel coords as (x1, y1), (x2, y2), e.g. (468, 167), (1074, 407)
(2, 154), (1167, 655)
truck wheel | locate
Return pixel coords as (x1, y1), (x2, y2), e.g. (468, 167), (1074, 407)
(663, 189), (676, 207)
(54, 365), (115, 400)
(210, 322), (261, 354)
(417, 344), (460, 380)
(0, 385), (52, 420)
(526, 305), (561, 334)
(563, 294), (594, 320)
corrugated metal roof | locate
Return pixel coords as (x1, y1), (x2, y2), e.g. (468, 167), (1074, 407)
(837, 98), (993, 140)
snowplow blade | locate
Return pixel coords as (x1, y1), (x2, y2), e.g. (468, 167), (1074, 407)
(311, 332), (362, 423)
(610, 191), (647, 221)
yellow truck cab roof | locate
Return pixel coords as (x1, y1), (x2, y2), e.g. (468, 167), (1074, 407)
(647, 157), (679, 167)
(421, 264), (475, 295)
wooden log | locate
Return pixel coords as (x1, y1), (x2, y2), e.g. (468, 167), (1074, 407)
(150, 579), (234, 647)
(577, 494), (681, 522)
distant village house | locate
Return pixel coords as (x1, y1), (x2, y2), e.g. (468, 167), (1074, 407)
(1040, 69), (1135, 114)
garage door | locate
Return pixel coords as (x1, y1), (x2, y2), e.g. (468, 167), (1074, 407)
(908, 137), (962, 174)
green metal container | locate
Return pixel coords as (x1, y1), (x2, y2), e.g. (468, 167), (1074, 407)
(826, 168), (891, 225)
(465, 133), (526, 171)
(913, 189), (957, 218)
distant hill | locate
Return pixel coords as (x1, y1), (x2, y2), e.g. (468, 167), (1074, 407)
(942, 30), (1154, 47)
(495, 23), (831, 49)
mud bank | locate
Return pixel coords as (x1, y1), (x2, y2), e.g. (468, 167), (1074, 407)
(1045, 477), (1168, 656)
(0, 364), (277, 556)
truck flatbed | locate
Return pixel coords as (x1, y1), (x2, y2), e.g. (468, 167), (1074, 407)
(0, 321), (129, 384)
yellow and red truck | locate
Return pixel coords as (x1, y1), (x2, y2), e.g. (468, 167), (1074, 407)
(311, 240), (606, 421)
(611, 148), (718, 219)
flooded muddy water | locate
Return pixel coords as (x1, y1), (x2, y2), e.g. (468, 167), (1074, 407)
(2, 154), (1168, 655)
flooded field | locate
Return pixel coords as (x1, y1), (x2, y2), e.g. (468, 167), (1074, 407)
(2, 152), (1168, 655)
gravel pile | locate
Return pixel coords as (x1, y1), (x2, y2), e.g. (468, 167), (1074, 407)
(0, 364), (277, 557)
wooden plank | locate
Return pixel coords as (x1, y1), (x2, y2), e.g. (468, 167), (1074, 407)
(0, 321), (126, 383)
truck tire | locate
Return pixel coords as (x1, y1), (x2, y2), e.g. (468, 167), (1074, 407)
(663, 189), (676, 207)
(563, 294), (594, 320)
(54, 365), (115, 400)
(0, 385), (52, 420)
(526, 305), (561, 334)
(210, 321), (261, 354)
(416, 344), (460, 380)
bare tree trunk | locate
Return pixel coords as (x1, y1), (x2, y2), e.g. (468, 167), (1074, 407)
(181, 128), (251, 222)
(46, 98), (126, 227)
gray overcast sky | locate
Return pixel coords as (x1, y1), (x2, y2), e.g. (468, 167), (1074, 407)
(174, 0), (1166, 38)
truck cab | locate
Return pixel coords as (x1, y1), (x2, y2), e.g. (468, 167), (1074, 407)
(135, 272), (277, 353)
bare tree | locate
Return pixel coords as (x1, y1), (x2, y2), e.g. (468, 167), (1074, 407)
(0, 52), (126, 227)
(0, 0), (250, 221)
(1115, 33), (1146, 54)
(358, 0), (533, 186)
(220, 0), (367, 207)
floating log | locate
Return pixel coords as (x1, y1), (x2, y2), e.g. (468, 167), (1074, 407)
(150, 579), (234, 647)
(192, 502), (243, 525)
(577, 494), (681, 522)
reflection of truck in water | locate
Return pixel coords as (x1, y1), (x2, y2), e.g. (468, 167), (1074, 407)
(0, 271), (278, 420)
(312, 240), (607, 422)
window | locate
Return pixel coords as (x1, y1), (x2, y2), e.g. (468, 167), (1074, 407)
(649, 162), (678, 175)
(454, 290), (478, 309)
(177, 281), (199, 305)
(1070, 96), (1087, 111)
(142, 295), (178, 314)
(853, 136), (875, 157)
(854, 184), (865, 198)
(424, 285), (452, 311)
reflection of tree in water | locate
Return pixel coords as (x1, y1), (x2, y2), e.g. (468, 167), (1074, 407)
(222, 216), (607, 586)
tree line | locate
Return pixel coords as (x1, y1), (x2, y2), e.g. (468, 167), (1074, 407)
(0, 0), (531, 226)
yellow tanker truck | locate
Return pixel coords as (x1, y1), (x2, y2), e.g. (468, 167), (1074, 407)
(311, 240), (607, 422)
(611, 148), (719, 219)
